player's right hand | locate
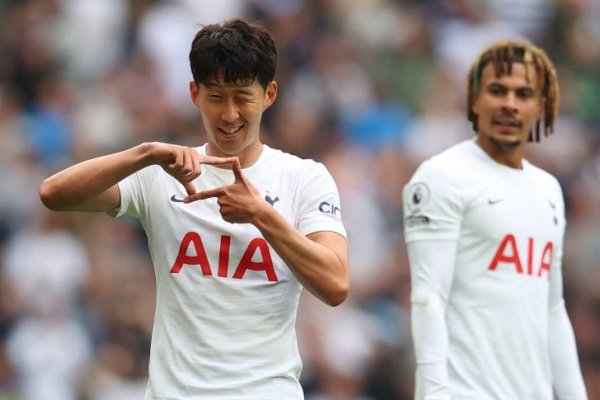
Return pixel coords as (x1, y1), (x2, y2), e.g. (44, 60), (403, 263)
(147, 142), (237, 196)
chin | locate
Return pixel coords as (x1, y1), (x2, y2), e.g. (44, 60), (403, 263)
(491, 135), (521, 149)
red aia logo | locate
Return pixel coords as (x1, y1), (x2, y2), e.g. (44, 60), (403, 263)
(488, 234), (553, 278)
(170, 232), (277, 281)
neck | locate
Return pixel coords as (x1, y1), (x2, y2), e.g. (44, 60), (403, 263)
(206, 141), (264, 168)
(475, 136), (525, 169)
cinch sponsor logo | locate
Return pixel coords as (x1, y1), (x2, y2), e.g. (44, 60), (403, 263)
(319, 201), (341, 216)
(405, 215), (430, 228)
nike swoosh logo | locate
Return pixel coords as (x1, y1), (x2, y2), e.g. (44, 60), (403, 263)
(487, 198), (504, 205)
(170, 195), (184, 203)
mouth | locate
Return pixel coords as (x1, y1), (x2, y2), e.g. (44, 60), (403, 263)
(492, 117), (521, 130)
(217, 125), (243, 137)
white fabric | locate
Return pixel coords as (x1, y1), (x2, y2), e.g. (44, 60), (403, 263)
(116, 144), (346, 399)
(407, 240), (455, 400)
(403, 139), (587, 400)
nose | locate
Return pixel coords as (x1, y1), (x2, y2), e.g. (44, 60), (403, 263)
(501, 92), (518, 112)
(221, 99), (239, 123)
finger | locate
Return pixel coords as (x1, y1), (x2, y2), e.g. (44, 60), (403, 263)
(183, 187), (225, 203)
(190, 150), (202, 176)
(231, 158), (244, 182)
(181, 150), (193, 176)
(201, 156), (239, 167)
(200, 187), (225, 199)
(183, 181), (196, 196)
(169, 149), (185, 173)
(178, 150), (203, 182)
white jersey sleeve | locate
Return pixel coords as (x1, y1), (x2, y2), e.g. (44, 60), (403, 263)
(403, 156), (465, 243)
(406, 239), (457, 400)
(115, 164), (161, 222)
(403, 154), (466, 400)
(296, 162), (346, 238)
(546, 187), (588, 399)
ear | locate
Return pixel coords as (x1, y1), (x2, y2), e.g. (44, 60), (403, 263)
(263, 81), (278, 111)
(189, 81), (200, 106)
(470, 92), (480, 116)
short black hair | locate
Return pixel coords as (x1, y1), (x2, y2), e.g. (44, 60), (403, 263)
(189, 19), (277, 89)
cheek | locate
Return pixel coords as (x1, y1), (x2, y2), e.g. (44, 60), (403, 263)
(243, 106), (263, 123)
(472, 102), (489, 122)
(472, 97), (489, 117)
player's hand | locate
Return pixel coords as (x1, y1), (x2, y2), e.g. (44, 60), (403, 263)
(184, 158), (268, 224)
(149, 142), (237, 196)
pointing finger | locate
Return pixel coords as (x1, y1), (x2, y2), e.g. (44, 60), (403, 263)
(184, 187), (225, 203)
(201, 156), (239, 168)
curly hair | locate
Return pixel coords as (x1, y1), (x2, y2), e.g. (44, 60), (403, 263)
(466, 39), (559, 142)
(189, 19), (277, 89)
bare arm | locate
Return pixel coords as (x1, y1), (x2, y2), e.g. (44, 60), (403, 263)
(39, 142), (237, 213)
(185, 159), (349, 306)
(253, 209), (348, 306)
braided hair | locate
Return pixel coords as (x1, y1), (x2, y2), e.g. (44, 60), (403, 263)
(467, 39), (559, 142)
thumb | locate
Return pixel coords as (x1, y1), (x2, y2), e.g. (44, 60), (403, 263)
(183, 181), (196, 196)
(232, 158), (244, 183)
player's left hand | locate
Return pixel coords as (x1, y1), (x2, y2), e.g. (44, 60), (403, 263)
(183, 159), (269, 223)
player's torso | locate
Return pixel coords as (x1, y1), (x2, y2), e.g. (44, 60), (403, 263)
(452, 161), (563, 304)
(138, 150), (308, 399)
(440, 144), (563, 399)
(143, 155), (304, 314)
(153, 167), (293, 281)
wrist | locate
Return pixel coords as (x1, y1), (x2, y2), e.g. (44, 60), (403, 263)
(136, 142), (160, 167)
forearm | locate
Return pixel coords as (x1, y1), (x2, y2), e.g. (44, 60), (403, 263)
(40, 143), (153, 212)
(407, 240), (457, 400)
(412, 290), (451, 400)
(251, 205), (348, 306)
(549, 300), (588, 400)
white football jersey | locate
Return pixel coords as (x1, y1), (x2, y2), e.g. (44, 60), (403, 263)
(404, 139), (566, 399)
(116, 144), (346, 399)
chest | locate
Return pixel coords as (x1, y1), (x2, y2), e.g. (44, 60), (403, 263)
(144, 169), (298, 283)
(462, 174), (561, 243)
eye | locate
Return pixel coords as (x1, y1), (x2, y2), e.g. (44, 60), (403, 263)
(488, 85), (505, 96)
(236, 92), (254, 102)
(516, 88), (535, 99)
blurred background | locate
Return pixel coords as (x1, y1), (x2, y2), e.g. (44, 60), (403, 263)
(0, 0), (599, 399)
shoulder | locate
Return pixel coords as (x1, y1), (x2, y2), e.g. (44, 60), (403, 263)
(404, 141), (480, 212)
(524, 162), (565, 218)
(525, 161), (563, 194)
(410, 140), (480, 187)
(263, 145), (329, 176)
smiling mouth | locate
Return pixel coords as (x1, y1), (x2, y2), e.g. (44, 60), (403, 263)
(218, 125), (243, 135)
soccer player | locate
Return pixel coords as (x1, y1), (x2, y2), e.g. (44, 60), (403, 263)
(39, 19), (349, 399)
(402, 39), (588, 399)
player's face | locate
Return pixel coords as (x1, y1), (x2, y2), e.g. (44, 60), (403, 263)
(472, 62), (543, 151)
(190, 77), (277, 164)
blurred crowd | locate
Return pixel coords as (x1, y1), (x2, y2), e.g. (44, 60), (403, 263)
(0, 0), (599, 399)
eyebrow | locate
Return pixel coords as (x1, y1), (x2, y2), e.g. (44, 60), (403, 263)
(204, 82), (254, 94)
(486, 81), (536, 90)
